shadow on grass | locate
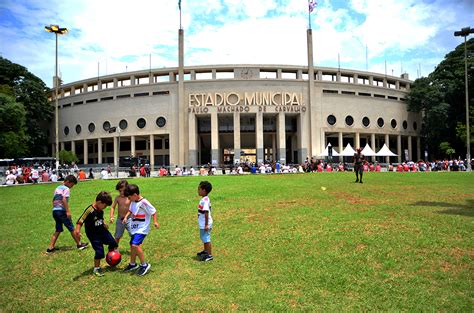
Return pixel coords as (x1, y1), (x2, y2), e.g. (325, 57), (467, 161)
(411, 199), (474, 217)
(72, 264), (127, 281)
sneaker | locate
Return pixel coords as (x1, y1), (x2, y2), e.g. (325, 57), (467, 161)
(77, 243), (89, 250)
(123, 263), (140, 272)
(46, 247), (57, 254)
(355, 179), (359, 183)
(196, 250), (207, 257)
(136, 263), (151, 276)
(202, 255), (214, 262)
(93, 268), (104, 277)
(359, 181), (363, 184)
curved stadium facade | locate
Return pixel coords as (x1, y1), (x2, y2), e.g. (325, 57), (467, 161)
(50, 64), (420, 169)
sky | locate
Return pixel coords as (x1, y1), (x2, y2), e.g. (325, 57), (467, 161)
(0, 0), (472, 87)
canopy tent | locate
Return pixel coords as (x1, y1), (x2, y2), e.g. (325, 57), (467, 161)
(361, 144), (376, 156)
(339, 143), (356, 156)
(375, 143), (398, 156)
(319, 143), (340, 156)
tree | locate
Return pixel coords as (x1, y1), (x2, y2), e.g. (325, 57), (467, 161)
(59, 150), (78, 165)
(0, 94), (28, 157)
(407, 38), (473, 160)
(0, 57), (53, 157)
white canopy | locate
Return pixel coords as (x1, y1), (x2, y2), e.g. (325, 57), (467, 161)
(361, 144), (377, 156)
(375, 144), (398, 156)
(339, 143), (356, 156)
(319, 144), (340, 156)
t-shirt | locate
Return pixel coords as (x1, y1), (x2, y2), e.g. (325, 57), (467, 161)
(52, 185), (70, 211)
(197, 196), (213, 229)
(76, 205), (107, 238)
(128, 198), (156, 235)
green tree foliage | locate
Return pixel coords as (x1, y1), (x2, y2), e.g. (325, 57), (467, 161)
(0, 94), (28, 157)
(0, 57), (52, 158)
(59, 150), (78, 165)
(408, 38), (473, 159)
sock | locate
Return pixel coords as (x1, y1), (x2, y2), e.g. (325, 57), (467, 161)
(130, 263), (136, 266)
(141, 262), (147, 267)
(93, 267), (100, 271)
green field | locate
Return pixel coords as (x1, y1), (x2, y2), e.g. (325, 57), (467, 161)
(0, 172), (473, 311)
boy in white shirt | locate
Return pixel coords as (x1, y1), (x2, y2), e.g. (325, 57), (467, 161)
(122, 184), (159, 276)
(196, 181), (214, 262)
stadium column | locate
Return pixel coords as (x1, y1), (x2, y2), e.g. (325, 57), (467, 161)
(298, 113), (309, 163)
(71, 141), (75, 154)
(416, 137), (421, 161)
(408, 135), (412, 161)
(338, 132), (343, 162)
(149, 134), (154, 170)
(256, 110), (264, 163)
(371, 133), (376, 162)
(60, 142), (65, 151)
(233, 112), (241, 164)
(98, 138), (102, 164)
(385, 134), (389, 164)
(397, 135), (402, 163)
(277, 112), (286, 164)
(131, 136), (135, 157)
(188, 113), (197, 166)
(211, 111), (219, 165)
(355, 132), (360, 149)
(113, 136), (118, 169)
(83, 139), (88, 165)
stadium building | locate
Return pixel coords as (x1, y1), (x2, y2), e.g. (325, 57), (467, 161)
(49, 30), (421, 169)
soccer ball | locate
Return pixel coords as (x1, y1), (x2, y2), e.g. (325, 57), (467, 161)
(106, 250), (121, 267)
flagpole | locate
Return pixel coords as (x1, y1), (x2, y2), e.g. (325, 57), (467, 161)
(308, 0), (311, 29)
(179, 0), (182, 29)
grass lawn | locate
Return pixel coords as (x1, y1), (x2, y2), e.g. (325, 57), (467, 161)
(0, 172), (473, 311)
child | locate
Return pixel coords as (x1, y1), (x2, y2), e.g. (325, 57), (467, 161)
(109, 180), (131, 246)
(122, 184), (159, 276)
(74, 191), (117, 277)
(196, 181), (214, 261)
(46, 175), (89, 253)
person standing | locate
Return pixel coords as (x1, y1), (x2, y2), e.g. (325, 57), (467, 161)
(353, 148), (365, 183)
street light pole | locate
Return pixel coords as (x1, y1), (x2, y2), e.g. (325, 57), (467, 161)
(454, 26), (473, 172)
(45, 25), (68, 174)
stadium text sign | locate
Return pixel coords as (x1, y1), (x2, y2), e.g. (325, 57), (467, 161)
(188, 92), (306, 113)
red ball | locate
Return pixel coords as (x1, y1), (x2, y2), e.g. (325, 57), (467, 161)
(106, 250), (122, 267)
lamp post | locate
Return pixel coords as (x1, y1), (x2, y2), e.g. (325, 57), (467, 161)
(108, 126), (121, 177)
(45, 25), (68, 174)
(454, 27), (473, 172)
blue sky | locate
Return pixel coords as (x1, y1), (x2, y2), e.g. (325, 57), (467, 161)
(0, 0), (472, 87)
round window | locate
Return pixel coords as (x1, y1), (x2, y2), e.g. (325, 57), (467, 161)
(76, 124), (82, 134)
(345, 115), (354, 126)
(413, 122), (418, 130)
(64, 126), (69, 136)
(119, 119), (128, 130)
(362, 117), (370, 127)
(156, 116), (166, 128)
(391, 119), (397, 129)
(137, 118), (146, 129)
(403, 120), (408, 130)
(327, 115), (336, 126)
(88, 123), (95, 133)
(103, 121), (111, 131)
(377, 118), (384, 128)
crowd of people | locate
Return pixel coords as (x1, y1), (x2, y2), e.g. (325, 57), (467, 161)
(2, 157), (472, 186)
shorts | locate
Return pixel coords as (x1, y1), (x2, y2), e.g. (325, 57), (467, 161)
(52, 210), (74, 232)
(114, 217), (130, 239)
(130, 233), (147, 246)
(200, 228), (212, 244)
(88, 230), (118, 259)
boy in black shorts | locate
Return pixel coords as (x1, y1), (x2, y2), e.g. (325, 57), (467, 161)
(75, 191), (118, 277)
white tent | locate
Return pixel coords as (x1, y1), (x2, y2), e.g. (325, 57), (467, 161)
(319, 143), (339, 156)
(361, 144), (376, 156)
(375, 144), (398, 156)
(339, 143), (356, 156)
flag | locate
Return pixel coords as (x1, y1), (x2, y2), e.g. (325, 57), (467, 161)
(178, 0), (181, 10)
(308, 0), (317, 13)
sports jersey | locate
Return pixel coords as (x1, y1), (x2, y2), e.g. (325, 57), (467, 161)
(52, 185), (70, 211)
(197, 196), (213, 229)
(76, 205), (107, 237)
(128, 198), (156, 235)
